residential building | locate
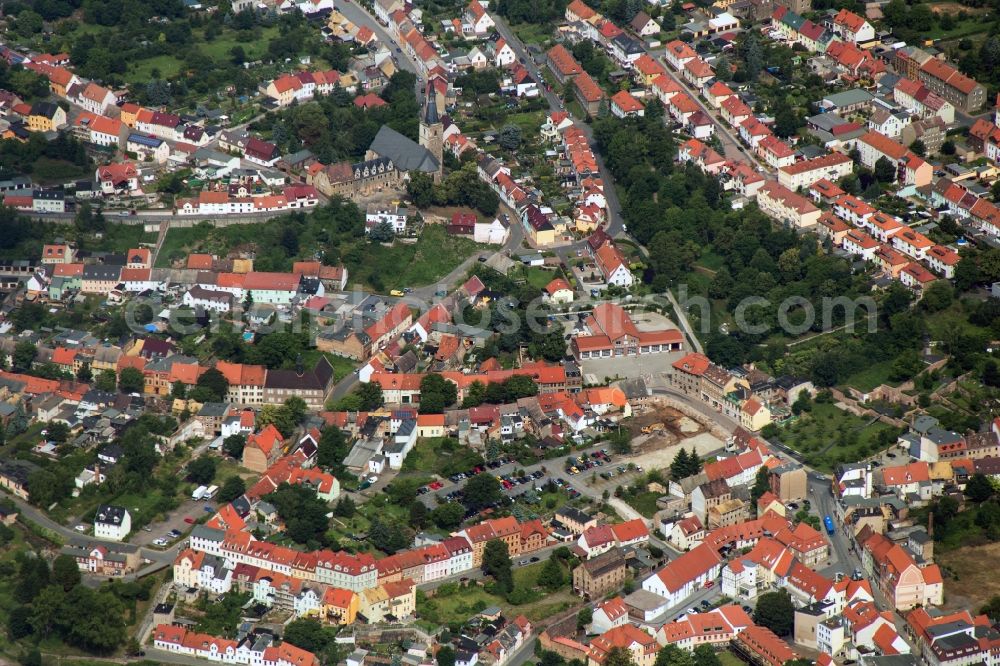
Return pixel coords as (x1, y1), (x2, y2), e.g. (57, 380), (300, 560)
(573, 548), (627, 599)
(93, 505), (131, 541)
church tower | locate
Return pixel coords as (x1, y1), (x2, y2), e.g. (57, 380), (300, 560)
(419, 82), (444, 181)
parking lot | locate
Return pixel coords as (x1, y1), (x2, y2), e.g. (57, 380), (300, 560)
(416, 445), (615, 509)
(130, 497), (220, 548)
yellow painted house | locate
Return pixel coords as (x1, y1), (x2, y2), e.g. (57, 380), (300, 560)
(27, 102), (67, 132)
(323, 588), (359, 625)
(740, 398), (772, 432)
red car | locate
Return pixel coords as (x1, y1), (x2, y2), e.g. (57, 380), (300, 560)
(704, 580), (715, 588)
(429, 481), (443, 490)
(184, 516), (195, 524)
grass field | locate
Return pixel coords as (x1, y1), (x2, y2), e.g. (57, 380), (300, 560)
(717, 651), (745, 666)
(771, 402), (898, 471)
(511, 22), (554, 45)
(923, 16), (990, 40)
(623, 491), (662, 518)
(365, 225), (485, 289)
(841, 360), (896, 393)
(401, 437), (484, 477)
(157, 223), (484, 289)
(127, 54), (184, 83)
(418, 561), (579, 626)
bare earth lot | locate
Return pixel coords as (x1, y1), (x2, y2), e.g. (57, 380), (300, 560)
(938, 543), (1000, 612)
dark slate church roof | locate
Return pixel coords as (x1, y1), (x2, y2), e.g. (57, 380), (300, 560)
(367, 125), (439, 174)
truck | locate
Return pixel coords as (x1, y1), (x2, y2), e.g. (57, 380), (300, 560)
(204, 485), (219, 500)
(641, 423), (665, 434)
(823, 515), (835, 535)
(192, 485), (208, 501)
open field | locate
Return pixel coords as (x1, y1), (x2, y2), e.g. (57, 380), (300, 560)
(938, 542), (1000, 612)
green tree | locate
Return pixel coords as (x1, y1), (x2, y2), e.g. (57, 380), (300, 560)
(186, 456), (217, 485)
(966, 474), (994, 503)
(538, 554), (566, 591)
(356, 382), (384, 410)
(692, 645), (721, 666)
(463, 473), (502, 511)
(369, 516), (410, 554)
(118, 367), (145, 393)
(171, 380), (187, 400)
(670, 447), (691, 481)
(52, 554), (82, 591)
(30, 585), (66, 635)
(77, 363), (93, 382)
(95, 369), (117, 392)
(432, 501), (466, 529)
(218, 475), (247, 503)
(577, 606), (593, 631)
(317, 426), (348, 470)
(437, 646), (456, 666)
(59, 586), (127, 652)
(873, 156), (896, 183)
(7, 606), (33, 639)
(265, 484), (331, 546)
(981, 595), (1000, 622)
(334, 496), (356, 518)
(409, 500), (428, 529)
(482, 539), (513, 594)
(498, 124), (523, 150)
(419, 373), (458, 413)
(754, 590), (795, 636)
(223, 433), (246, 459)
(909, 139), (926, 156)
(605, 647), (636, 666)
(45, 421), (70, 443)
(192, 367), (229, 402)
(282, 618), (329, 654)
(13, 341), (36, 371)
(750, 466), (771, 508)
(609, 427), (632, 454)
(920, 280), (953, 312)
(654, 645), (694, 666)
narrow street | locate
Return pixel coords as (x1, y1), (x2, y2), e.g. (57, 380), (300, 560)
(487, 13), (627, 239)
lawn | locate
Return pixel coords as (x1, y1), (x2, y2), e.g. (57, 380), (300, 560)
(505, 110), (547, 136)
(361, 225), (485, 289)
(127, 54), (185, 84)
(770, 402), (898, 472)
(840, 359), (897, 393)
(623, 491), (661, 518)
(299, 351), (358, 383)
(155, 224), (216, 268)
(520, 266), (560, 290)
(924, 301), (993, 342)
(401, 437), (485, 477)
(511, 22), (555, 46)
(923, 16), (990, 40)
(196, 26), (280, 61)
(418, 561), (580, 627)
(717, 651), (745, 666)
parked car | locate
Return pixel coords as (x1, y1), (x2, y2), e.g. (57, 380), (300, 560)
(74, 525), (88, 533)
(183, 516), (195, 524)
